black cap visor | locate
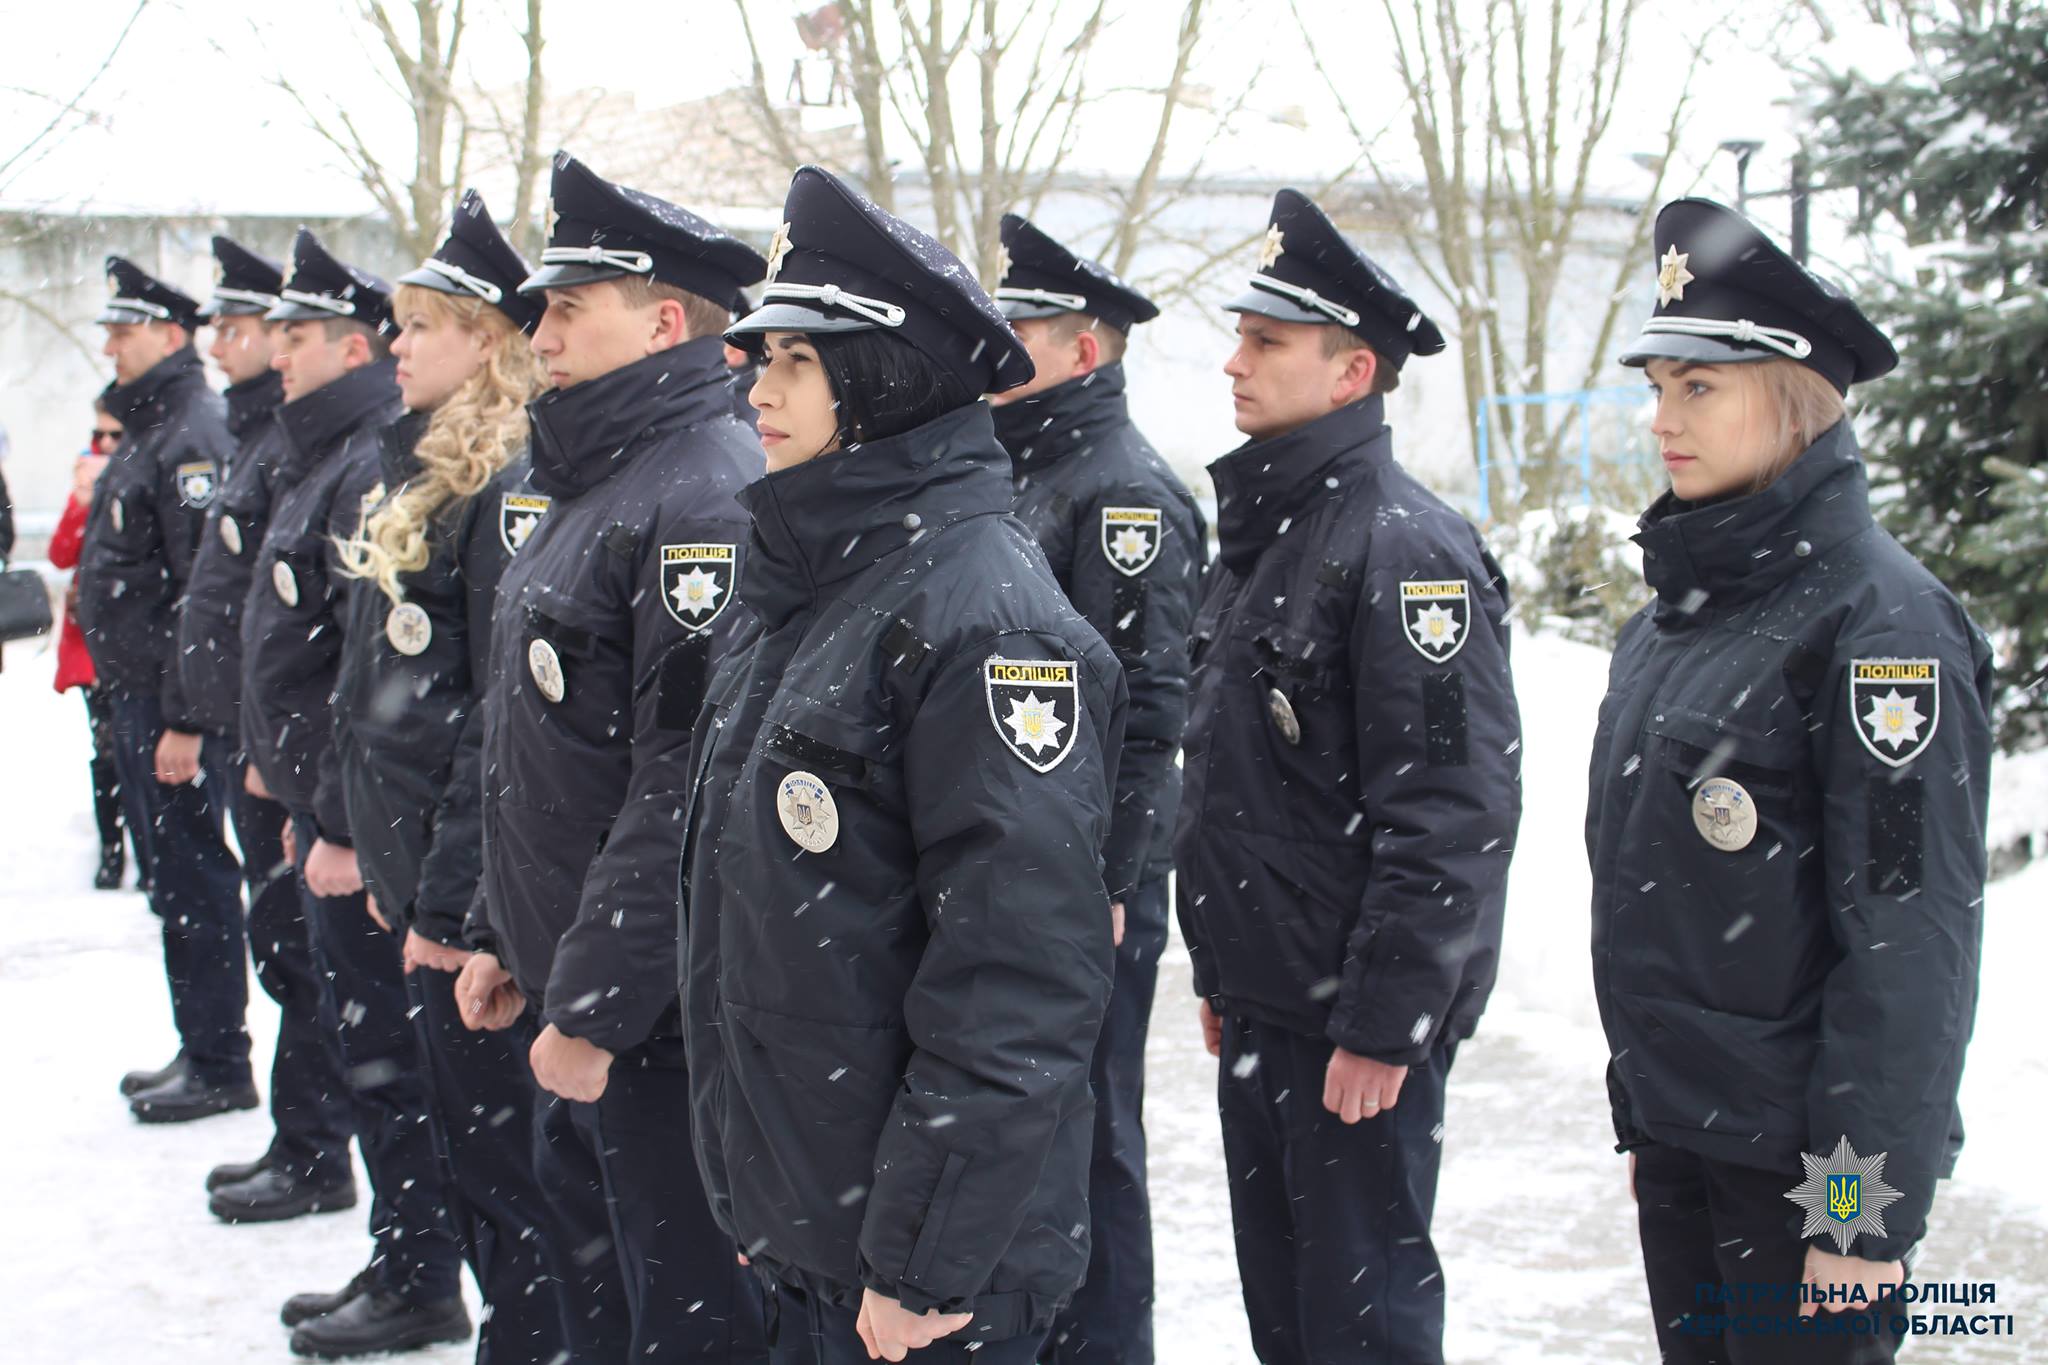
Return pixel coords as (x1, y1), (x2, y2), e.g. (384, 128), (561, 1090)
(1618, 328), (1781, 371)
(1222, 286), (1333, 327)
(724, 299), (884, 353)
(517, 260), (634, 295)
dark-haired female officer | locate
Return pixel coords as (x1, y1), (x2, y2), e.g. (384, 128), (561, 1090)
(1588, 198), (1993, 1363)
(683, 165), (1127, 1364)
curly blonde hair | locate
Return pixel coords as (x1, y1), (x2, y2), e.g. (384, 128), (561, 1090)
(338, 285), (542, 604)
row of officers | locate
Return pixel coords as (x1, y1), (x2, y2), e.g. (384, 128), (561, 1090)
(75, 148), (1989, 1365)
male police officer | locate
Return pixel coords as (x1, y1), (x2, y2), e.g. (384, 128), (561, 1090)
(986, 212), (1204, 1365)
(1175, 191), (1522, 1364)
(172, 236), (358, 1223)
(242, 230), (470, 1357)
(78, 257), (255, 1123)
(453, 151), (767, 1363)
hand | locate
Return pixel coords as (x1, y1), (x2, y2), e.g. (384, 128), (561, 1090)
(302, 839), (364, 898)
(454, 952), (526, 1031)
(280, 817), (297, 866)
(77, 454), (108, 495)
(364, 891), (392, 932)
(530, 1023), (614, 1103)
(1110, 900), (1125, 948)
(244, 763), (272, 800)
(1323, 1046), (1408, 1124)
(855, 1289), (974, 1362)
(153, 730), (202, 785)
(1798, 1245), (1904, 1317)
(403, 928), (471, 976)
(1628, 1151), (1638, 1202)
(1198, 999), (1222, 1058)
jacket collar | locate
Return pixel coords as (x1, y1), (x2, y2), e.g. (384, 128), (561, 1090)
(1633, 419), (1874, 623)
(223, 370), (284, 442)
(101, 347), (208, 429)
(376, 408), (433, 488)
(526, 336), (733, 498)
(1209, 397), (1392, 574)
(990, 361), (1132, 477)
(737, 402), (1014, 630)
(276, 359), (401, 479)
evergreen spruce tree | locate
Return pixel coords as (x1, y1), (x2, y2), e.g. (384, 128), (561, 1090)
(1804, 7), (2048, 744)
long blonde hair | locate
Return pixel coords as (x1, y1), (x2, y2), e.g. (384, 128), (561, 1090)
(339, 285), (541, 604)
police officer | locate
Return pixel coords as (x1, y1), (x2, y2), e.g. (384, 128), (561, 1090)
(172, 236), (358, 1222)
(1590, 199), (1993, 1364)
(1174, 190), (1522, 1364)
(242, 230), (470, 1357)
(686, 164), (1126, 1365)
(332, 192), (573, 1364)
(986, 211), (1204, 1365)
(452, 151), (767, 1363)
(78, 257), (255, 1122)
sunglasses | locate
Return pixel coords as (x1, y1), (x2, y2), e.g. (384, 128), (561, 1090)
(91, 429), (123, 450)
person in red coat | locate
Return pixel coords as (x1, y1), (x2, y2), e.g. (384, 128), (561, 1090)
(47, 401), (135, 889)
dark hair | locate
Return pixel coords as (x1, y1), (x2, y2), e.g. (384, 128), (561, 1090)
(809, 329), (973, 445)
(319, 316), (395, 363)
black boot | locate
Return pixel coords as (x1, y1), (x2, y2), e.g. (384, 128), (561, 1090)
(205, 1150), (273, 1192)
(209, 1165), (357, 1223)
(94, 843), (125, 891)
(128, 1071), (258, 1123)
(280, 1267), (378, 1328)
(287, 1290), (471, 1358)
(118, 1053), (187, 1098)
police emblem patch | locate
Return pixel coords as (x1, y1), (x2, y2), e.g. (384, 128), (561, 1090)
(1400, 580), (1471, 662)
(1784, 1136), (1904, 1255)
(984, 656), (1082, 773)
(272, 558), (300, 608)
(1849, 659), (1939, 768)
(660, 544), (736, 632)
(499, 492), (552, 555)
(775, 771), (840, 853)
(1101, 507), (1164, 576)
(1691, 776), (1757, 852)
(219, 515), (243, 557)
(386, 602), (432, 656)
(176, 461), (218, 508)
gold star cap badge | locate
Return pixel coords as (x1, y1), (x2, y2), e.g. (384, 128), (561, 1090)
(764, 221), (794, 283)
(995, 243), (1012, 282)
(1258, 224), (1285, 270)
(1656, 245), (1695, 307)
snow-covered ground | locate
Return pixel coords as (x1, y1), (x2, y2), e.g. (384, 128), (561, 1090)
(2, 629), (2042, 1363)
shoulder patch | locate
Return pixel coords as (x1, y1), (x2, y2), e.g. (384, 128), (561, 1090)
(176, 461), (219, 509)
(1101, 506), (1164, 576)
(1850, 658), (1940, 767)
(500, 492), (552, 555)
(660, 543), (736, 633)
(1401, 579), (1470, 662)
(984, 656), (1082, 773)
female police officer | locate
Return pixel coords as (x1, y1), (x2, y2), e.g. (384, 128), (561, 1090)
(1587, 198), (1993, 1363)
(331, 192), (571, 1362)
(682, 166), (1127, 1364)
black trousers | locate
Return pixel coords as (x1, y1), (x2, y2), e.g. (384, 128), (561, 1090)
(107, 693), (250, 1085)
(233, 777), (351, 1181)
(1218, 1016), (1455, 1365)
(761, 1281), (1045, 1365)
(292, 814), (462, 1305)
(1634, 1142), (1906, 1364)
(81, 687), (129, 859)
(1048, 874), (1168, 1365)
(531, 1048), (766, 1363)
(406, 969), (572, 1365)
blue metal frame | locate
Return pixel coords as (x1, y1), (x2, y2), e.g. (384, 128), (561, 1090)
(1475, 385), (1651, 521)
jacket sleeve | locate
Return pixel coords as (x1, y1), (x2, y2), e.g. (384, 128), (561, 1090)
(1326, 530), (1522, 1064)
(309, 451), (375, 846)
(410, 497), (513, 946)
(1804, 619), (1991, 1261)
(543, 512), (753, 1053)
(157, 431), (224, 731)
(1070, 484), (1204, 900)
(48, 488), (88, 569)
(857, 631), (1124, 1316)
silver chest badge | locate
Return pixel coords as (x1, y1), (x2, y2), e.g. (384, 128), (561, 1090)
(1267, 687), (1301, 746)
(111, 499), (125, 533)
(272, 559), (299, 607)
(386, 602), (432, 656)
(219, 516), (242, 556)
(1692, 776), (1758, 852)
(776, 771), (840, 853)
(528, 638), (565, 703)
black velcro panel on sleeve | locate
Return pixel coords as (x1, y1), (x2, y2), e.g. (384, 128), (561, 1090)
(1423, 670), (1468, 768)
(1867, 775), (1924, 896)
(1112, 579), (1148, 653)
(656, 634), (711, 731)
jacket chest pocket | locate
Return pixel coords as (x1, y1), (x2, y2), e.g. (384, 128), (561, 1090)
(751, 692), (907, 858)
(1644, 710), (1814, 857)
(521, 594), (629, 722)
(268, 533), (331, 611)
